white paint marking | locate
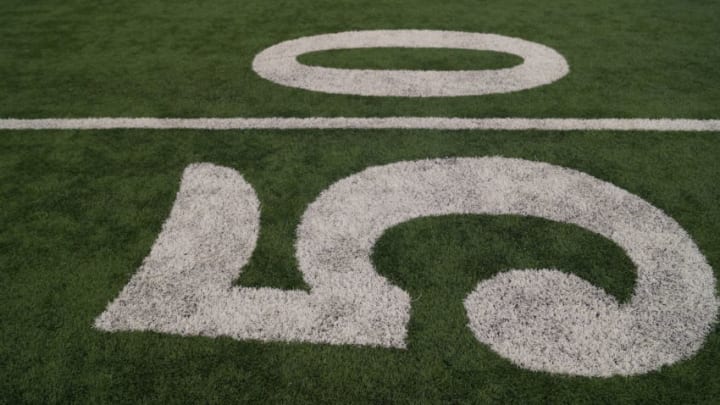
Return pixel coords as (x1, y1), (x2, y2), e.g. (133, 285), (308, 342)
(95, 163), (410, 348)
(2, 117), (720, 131)
(96, 158), (717, 377)
(252, 30), (569, 97)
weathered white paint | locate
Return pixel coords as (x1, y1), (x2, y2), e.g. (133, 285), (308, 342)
(3, 117), (720, 131)
(96, 158), (717, 376)
(252, 30), (569, 96)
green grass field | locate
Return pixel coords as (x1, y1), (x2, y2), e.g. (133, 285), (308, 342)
(1, 0), (720, 403)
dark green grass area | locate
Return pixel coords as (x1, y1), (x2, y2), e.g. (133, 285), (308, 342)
(1, 0), (719, 118)
(298, 48), (523, 71)
(1, 130), (719, 403)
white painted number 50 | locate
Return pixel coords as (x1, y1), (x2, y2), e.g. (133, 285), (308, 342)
(96, 157), (717, 377)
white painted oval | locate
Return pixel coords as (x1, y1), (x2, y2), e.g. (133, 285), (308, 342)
(252, 30), (570, 97)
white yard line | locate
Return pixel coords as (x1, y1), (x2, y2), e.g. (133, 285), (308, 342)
(2, 117), (720, 131)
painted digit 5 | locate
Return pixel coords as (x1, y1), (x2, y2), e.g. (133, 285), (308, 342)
(96, 157), (717, 376)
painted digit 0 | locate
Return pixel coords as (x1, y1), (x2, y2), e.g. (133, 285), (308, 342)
(252, 30), (569, 97)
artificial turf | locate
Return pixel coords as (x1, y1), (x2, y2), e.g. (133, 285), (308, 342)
(298, 48), (524, 71)
(1, 131), (720, 403)
(1, 0), (719, 119)
(1, 0), (720, 402)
